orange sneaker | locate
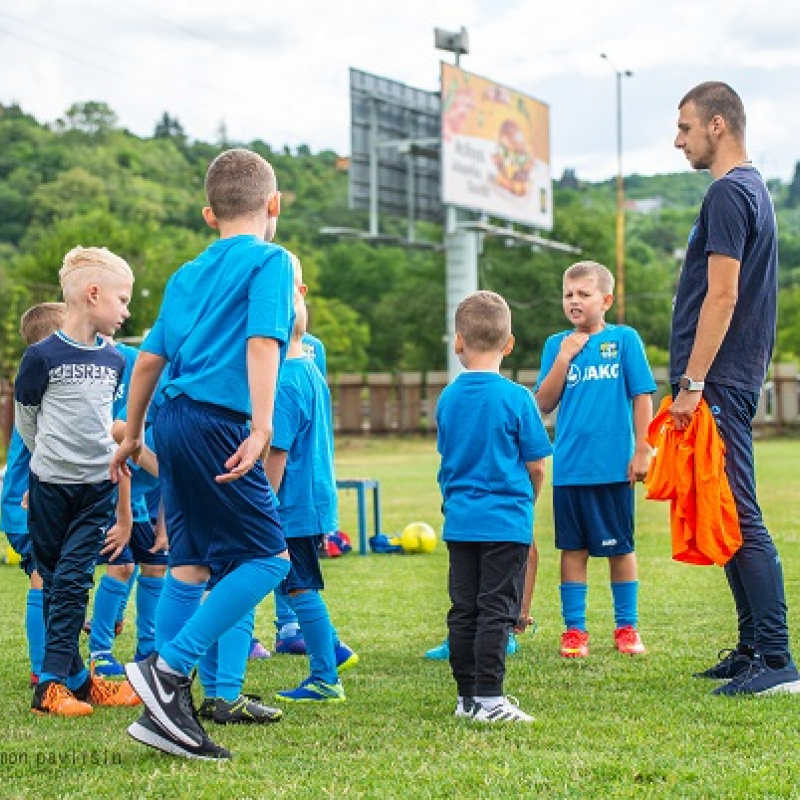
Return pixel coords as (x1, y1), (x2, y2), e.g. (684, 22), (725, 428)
(31, 681), (93, 717)
(560, 628), (589, 658)
(614, 625), (646, 655)
(76, 672), (142, 707)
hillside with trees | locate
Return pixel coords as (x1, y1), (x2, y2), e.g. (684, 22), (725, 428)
(2, 100), (800, 379)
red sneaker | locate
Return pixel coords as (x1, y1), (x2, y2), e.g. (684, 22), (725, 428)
(614, 625), (646, 655)
(560, 628), (589, 658)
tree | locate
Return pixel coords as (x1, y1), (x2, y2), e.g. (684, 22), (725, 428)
(787, 161), (800, 208)
(154, 112), (187, 146)
(58, 102), (118, 137)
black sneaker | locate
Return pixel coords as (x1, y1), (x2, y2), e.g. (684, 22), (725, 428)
(124, 653), (217, 753)
(694, 648), (753, 680)
(197, 698), (215, 721)
(127, 711), (231, 760)
(712, 656), (800, 696)
(212, 694), (283, 725)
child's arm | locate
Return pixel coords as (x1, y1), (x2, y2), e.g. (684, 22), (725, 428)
(150, 503), (168, 554)
(101, 472), (132, 561)
(535, 333), (589, 413)
(13, 348), (49, 453)
(217, 336), (279, 484)
(111, 420), (159, 477)
(264, 447), (288, 494)
(628, 393), (653, 485)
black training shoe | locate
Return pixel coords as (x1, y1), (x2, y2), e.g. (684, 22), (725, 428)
(127, 711), (231, 760)
(694, 648), (753, 680)
(197, 698), (215, 721)
(212, 694), (283, 725)
(712, 656), (800, 697)
(124, 653), (217, 754)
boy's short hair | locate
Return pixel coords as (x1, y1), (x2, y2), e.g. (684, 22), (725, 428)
(20, 302), (67, 345)
(59, 246), (134, 302)
(205, 148), (276, 222)
(564, 261), (615, 295)
(455, 290), (512, 352)
(679, 81), (745, 139)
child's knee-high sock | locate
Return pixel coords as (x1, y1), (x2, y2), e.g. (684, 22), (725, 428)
(291, 590), (337, 685)
(275, 590), (300, 637)
(216, 609), (254, 702)
(560, 582), (588, 631)
(197, 641), (218, 698)
(89, 575), (128, 655)
(117, 565), (139, 625)
(26, 588), (45, 678)
(611, 580), (639, 628)
(135, 575), (165, 658)
(160, 557), (289, 676)
(154, 572), (206, 653)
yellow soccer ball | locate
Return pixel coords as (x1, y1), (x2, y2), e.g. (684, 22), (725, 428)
(400, 522), (437, 554)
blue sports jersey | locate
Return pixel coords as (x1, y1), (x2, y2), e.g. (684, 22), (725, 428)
(302, 332), (327, 377)
(0, 428), (30, 535)
(436, 372), (552, 545)
(271, 356), (338, 537)
(537, 325), (656, 486)
(113, 342), (139, 417)
(670, 167), (777, 392)
(143, 235), (294, 416)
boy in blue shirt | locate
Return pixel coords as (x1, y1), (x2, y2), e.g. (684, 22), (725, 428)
(437, 291), (551, 723)
(264, 287), (346, 702)
(535, 261), (655, 659)
(113, 148), (293, 760)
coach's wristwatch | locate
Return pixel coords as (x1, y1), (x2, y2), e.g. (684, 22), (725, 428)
(678, 375), (705, 392)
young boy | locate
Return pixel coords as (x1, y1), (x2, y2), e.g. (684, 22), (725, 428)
(264, 288), (346, 703)
(535, 261), (655, 658)
(113, 148), (294, 760)
(1, 302), (66, 688)
(437, 291), (551, 723)
(14, 247), (141, 716)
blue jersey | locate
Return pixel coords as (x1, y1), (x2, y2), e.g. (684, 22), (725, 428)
(302, 332), (327, 377)
(143, 235), (294, 416)
(670, 167), (777, 392)
(436, 372), (552, 545)
(113, 342), (140, 417)
(0, 428), (30, 535)
(271, 356), (338, 537)
(537, 325), (655, 486)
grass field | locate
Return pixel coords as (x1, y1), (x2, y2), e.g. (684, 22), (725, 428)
(2, 437), (800, 799)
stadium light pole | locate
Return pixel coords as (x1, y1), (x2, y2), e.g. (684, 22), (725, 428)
(600, 53), (633, 324)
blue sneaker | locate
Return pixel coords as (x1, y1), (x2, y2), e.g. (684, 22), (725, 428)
(275, 632), (307, 656)
(335, 642), (359, 672)
(425, 639), (450, 660)
(275, 677), (345, 703)
(713, 657), (800, 696)
(90, 652), (125, 678)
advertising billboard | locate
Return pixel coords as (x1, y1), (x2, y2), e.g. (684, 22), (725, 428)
(441, 63), (552, 230)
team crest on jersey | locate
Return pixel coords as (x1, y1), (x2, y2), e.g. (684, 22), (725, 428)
(599, 342), (618, 360)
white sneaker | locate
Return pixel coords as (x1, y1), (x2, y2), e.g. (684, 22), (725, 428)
(471, 696), (533, 723)
(454, 697), (475, 718)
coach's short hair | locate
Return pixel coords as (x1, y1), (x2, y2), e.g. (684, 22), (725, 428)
(679, 81), (746, 139)
(205, 148), (276, 221)
(564, 261), (614, 295)
(455, 290), (512, 352)
(20, 302), (67, 345)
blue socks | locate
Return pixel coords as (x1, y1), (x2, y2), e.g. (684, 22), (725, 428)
(275, 591), (299, 633)
(560, 582), (588, 631)
(89, 575), (128, 656)
(198, 609), (254, 701)
(26, 588), (45, 679)
(159, 557), (289, 676)
(135, 575), (165, 658)
(611, 580), (639, 628)
(290, 590), (337, 685)
(117, 565), (139, 626)
(154, 571), (206, 652)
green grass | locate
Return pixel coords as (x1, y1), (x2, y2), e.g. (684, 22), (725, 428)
(2, 438), (800, 798)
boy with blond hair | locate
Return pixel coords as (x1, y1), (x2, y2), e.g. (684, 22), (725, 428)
(14, 247), (141, 716)
(113, 148), (294, 760)
(437, 291), (551, 723)
(535, 261), (655, 659)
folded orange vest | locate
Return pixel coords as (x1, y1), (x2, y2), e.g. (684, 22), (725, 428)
(645, 396), (741, 566)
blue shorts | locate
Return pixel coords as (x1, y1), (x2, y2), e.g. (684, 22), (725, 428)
(553, 483), (634, 557)
(96, 520), (169, 567)
(153, 395), (285, 567)
(280, 536), (325, 595)
(5, 530), (34, 577)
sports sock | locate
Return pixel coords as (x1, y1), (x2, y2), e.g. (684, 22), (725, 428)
(89, 575), (128, 656)
(65, 668), (89, 692)
(560, 582), (588, 630)
(197, 642), (218, 698)
(159, 557), (289, 676)
(117, 565), (139, 625)
(215, 609), (254, 702)
(26, 588), (45, 678)
(291, 590), (337, 685)
(611, 580), (639, 628)
(154, 571), (206, 652)
(135, 575), (164, 658)
(274, 591), (299, 633)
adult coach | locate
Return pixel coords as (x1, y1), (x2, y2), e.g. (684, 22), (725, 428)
(670, 81), (799, 695)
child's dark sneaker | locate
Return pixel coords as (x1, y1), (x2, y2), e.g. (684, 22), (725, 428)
(127, 711), (231, 760)
(211, 695), (283, 724)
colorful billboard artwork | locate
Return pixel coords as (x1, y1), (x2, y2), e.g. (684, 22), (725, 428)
(440, 63), (552, 230)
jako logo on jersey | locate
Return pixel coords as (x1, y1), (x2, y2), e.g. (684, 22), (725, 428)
(566, 363), (620, 388)
(600, 342), (618, 360)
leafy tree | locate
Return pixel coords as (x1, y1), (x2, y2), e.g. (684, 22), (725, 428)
(57, 101), (118, 137)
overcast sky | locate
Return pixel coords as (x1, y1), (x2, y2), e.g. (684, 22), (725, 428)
(2, 0), (799, 182)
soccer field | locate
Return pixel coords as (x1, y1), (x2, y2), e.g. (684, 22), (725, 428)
(1, 437), (799, 799)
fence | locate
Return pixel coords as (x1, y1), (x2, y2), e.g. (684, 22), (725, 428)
(1, 364), (799, 449)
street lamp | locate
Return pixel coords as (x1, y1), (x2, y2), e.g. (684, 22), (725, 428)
(600, 53), (633, 324)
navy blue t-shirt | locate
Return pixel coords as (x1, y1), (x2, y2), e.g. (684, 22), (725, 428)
(669, 166), (777, 391)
